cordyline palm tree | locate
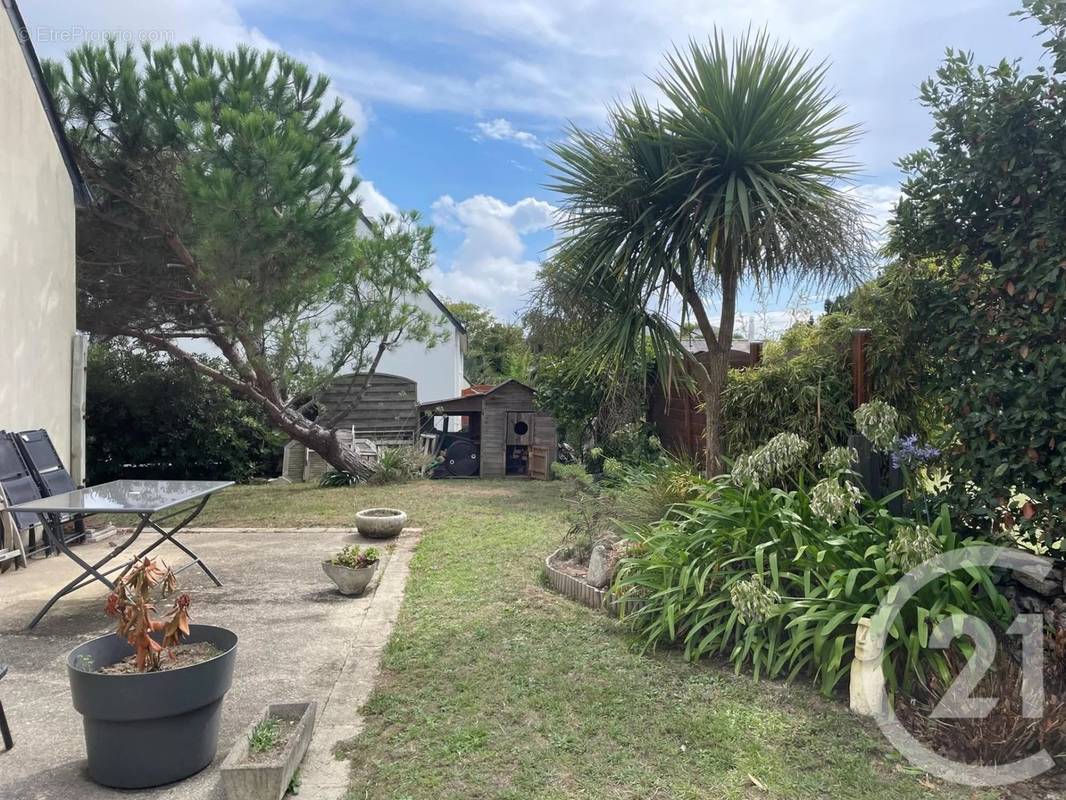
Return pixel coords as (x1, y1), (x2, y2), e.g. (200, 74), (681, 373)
(548, 29), (872, 475)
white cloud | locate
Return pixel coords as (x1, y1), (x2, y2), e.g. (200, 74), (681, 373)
(850, 184), (901, 241)
(429, 194), (557, 319)
(354, 179), (400, 220)
(244, 0), (1046, 177)
(473, 118), (541, 149)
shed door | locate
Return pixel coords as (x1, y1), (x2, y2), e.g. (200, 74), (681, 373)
(506, 412), (532, 445)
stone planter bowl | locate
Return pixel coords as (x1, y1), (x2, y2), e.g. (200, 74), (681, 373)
(220, 701), (317, 800)
(322, 560), (378, 596)
(355, 508), (407, 539)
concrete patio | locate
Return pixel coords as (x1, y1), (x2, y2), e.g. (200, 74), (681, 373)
(0, 524), (419, 800)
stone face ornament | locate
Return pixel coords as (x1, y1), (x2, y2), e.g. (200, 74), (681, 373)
(849, 617), (886, 716)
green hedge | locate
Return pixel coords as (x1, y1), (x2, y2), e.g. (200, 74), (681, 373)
(87, 344), (283, 483)
(723, 264), (943, 462)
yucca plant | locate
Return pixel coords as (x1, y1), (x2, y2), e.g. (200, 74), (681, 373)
(549, 29), (871, 475)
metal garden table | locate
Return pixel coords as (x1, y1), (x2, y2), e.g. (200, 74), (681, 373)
(7, 479), (233, 629)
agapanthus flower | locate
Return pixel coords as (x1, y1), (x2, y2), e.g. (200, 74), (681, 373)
(820, 446), (858, 476)
(890, 434), (941, 471)
(730, 452), (761, 489)
(730, 432), (810, 488)
(854, 400), (900, 452)
(729, 575), (781, 624)
(810, 477), (862, 524)
(886, 524), (941, 571)
(760, 432), (810, 477)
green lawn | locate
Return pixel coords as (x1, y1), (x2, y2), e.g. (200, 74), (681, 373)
(203, 480), (987, 800)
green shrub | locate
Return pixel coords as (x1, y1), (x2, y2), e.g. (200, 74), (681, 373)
(87, 344), (283, 482)
(614, 435), (1010, 696)
(329, 545), (380, 569)
(722, 263), (945, 465)
(368, 446), (429, 485)
(889, 14), (1066, 546)
(319, 469), (358, 487)
(549, 461), (593, 489)
(585, 421), (663, 473)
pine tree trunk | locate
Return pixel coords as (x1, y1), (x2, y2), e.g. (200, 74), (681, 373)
(265, 407), (373, 479)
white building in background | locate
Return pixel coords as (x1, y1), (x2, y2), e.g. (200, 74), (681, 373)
(373, 286), (467, 404)
(352, 210), (467, 404)
(0, 0), (91, 479)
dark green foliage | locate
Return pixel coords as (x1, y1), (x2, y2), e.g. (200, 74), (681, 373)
(889, 1), (1066, 544)
(584, 421), (663, 474)
(319, 470), (359, 487)
(45, 42), (437, 474)
(615, 481), (1009, 696)
(722, 262), (945, 464)
(445, 301), (530, 384)
(87, 344), (282, 483)
(524, 257), (652, 453)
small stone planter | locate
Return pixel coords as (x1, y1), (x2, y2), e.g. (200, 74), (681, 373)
(220, 701), (316, 800)
(322, 560), (378, 596)
(355, 508), (407, 539)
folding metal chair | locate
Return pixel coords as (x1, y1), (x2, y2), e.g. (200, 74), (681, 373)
(0, 665), (12, 750)
(14, 430), (76, 497)
(13, 430), (85, 551)
(0, 434), (38, 567)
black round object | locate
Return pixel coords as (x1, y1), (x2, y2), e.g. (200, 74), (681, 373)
(513, 420), (529, 436)
(446, 440), (479, 476)
(67, 625), (238, 788)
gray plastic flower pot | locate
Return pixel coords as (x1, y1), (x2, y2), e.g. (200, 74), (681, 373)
(66, 624), (238, 789)
(355, 507), (407, 539)
(322, 560), (378, 596)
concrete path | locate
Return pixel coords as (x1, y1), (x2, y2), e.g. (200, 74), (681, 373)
(0, 525), (420, 800)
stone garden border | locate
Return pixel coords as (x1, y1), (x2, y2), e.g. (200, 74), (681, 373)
(544, 548), (609, 610)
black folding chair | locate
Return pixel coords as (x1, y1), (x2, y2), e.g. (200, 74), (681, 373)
(0, 434), (40, 566)
(15, 430), (76, 498)
(0, 665), (12, 750)
(13, 430), (85, 551)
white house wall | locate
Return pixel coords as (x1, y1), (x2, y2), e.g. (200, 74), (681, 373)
(372, 289), (465, 403)
(0, 18), (77, 466)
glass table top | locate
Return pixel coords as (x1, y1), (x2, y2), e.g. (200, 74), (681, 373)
(4, 479), (234, 515)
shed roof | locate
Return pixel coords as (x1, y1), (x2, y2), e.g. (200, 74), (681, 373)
(3, 0), (91, 207)
(420, 378), (534, 410)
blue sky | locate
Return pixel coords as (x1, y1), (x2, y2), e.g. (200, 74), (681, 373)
(25, 0), (1048, 334)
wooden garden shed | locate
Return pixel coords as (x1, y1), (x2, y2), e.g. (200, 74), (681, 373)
(281, 372), (419, 482)
(420, 380), (558, 479)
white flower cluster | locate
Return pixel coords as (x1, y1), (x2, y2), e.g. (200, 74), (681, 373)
(730, 452), (761, 488)
(729, 575), (781, 624)
(886, 525), (941, 571)
(854, 400), (900, 452)
(820, 446), (858, 476)
(730, 433), (811, 488)
(810, 477), (862, 524)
